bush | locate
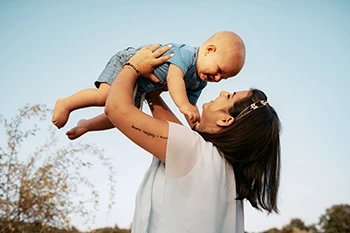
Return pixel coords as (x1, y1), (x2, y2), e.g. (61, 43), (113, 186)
(0, 104), (116, 232)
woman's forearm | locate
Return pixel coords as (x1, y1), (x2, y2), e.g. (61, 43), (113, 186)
(105, 67), (137, 123)
(103, 45), (175, 162)
(146, 96), (182, 125)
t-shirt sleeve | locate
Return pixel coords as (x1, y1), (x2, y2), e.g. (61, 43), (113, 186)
(165, 122), (204, 178)
(167, 45), (194, 76)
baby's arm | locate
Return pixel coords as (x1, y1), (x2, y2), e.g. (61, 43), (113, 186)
(166, 64), (200, 124)
(183, 104), (200, 130)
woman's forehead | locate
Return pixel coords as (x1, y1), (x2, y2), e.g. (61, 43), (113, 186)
(232, 90), (250, 99)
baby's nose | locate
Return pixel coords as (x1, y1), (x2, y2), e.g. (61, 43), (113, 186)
(214, 75), (222, 82)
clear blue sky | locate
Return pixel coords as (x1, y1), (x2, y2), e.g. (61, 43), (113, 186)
(0, 1), (349, 232)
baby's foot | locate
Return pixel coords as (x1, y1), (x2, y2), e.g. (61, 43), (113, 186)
(52, 98), (70, 129)
(66, 119), (89, 140)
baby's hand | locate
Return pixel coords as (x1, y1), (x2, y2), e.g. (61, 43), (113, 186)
(180, 105), (200, 124)
(186, 111), (200, 124)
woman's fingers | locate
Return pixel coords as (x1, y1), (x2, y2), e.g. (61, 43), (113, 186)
(153, 53), (173, 66)
(150, 43), (161, 52)
(139, 43), (172, 59)
(149, 74), (160, 83)
(140, 44), (160, 52)
(140, 45), (153, 51)
(151, 44), (173, 66)
(127, 44), (173, 77)
(153, 44), (172, 57)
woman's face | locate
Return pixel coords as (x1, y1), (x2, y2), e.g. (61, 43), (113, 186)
(197, 90), (250, 132)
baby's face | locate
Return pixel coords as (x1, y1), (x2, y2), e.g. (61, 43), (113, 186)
(196, 50), (239, 83)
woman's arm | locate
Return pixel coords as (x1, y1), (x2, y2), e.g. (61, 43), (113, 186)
(146, 94), (182, 125)
(105, 44), (173, 163)
(147, 93), (198, 130)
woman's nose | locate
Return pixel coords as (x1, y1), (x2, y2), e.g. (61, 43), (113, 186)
(220, 91), (227, 96)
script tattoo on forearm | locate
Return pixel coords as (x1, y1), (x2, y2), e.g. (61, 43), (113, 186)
(131, 125), (168, 139)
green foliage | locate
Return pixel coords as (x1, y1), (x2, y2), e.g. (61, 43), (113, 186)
(307, 224), (319, 233)
(265, 218), (310, 233)
(280, 225), (309, 233)
(0, 220), (81, 233)
(89, 225), (131, 233)
(290, 218), (309, 231)
(0, 221), (131, 233)
(319, 204), (350, 233)
(0, 104), (116, 233)
(262, 227), (280, 233)
(260, 204), (350, 233)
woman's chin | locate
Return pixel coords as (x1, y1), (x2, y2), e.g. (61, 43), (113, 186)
(202, 101), (212, 108)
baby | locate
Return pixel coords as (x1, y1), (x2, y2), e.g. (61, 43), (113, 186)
(52, 31), (245, 139)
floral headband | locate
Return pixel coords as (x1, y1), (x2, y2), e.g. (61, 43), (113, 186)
(235, 100), (269, 121)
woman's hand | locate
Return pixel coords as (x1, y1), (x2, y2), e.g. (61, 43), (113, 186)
(128, 44), (173, 83)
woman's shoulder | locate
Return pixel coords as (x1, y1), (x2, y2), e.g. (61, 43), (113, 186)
(168, 122), (223, 153)
(168, 122), (210, 147)
(166, 122), (227, 178)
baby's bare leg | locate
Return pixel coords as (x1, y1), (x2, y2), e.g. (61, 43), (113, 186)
(66, 113), (115, 140)
(65, 119), (89, 140)
(52, 83), (110, 128)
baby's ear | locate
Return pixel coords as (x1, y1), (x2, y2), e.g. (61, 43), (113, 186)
(205, 44), (217, 55)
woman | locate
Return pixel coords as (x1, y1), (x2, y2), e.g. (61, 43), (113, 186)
(103, 44), (281, 233)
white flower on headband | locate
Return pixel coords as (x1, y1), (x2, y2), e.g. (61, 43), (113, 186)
(251, 103), (259, 109)
(250, 100), (269, 109)
(235, 100), (270, 121)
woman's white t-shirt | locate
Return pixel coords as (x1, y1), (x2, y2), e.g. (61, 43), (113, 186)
(131, 122), (244, 233)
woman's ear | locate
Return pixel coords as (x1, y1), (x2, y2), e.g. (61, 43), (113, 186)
(216, 116), (234, 127)
(205, 44), (217, 55)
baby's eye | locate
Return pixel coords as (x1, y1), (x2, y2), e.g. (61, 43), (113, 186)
(217, 66), (222, 74)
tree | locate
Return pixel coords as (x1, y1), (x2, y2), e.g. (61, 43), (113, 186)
(307, 224), (320, 233)
(0, 104), (116, 232)
(263, 218), (311, 233)
(280, 225), (309, 233)
(262, 227), (281, 233)
(290, 218), (309, 231)
(90, 224), (131, 233)
(319, 204), (350, 233)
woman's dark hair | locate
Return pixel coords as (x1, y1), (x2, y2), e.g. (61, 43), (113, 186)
(198, 88), (281, 213)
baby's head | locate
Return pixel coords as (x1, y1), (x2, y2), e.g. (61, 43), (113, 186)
(196, 31), (245, 82)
